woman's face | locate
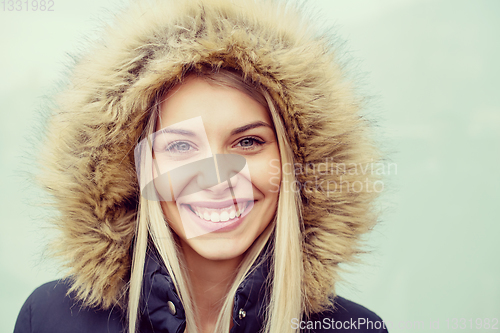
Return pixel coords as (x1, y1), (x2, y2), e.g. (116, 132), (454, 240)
(154, 75), (280, 261)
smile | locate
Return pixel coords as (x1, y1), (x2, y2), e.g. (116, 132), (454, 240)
(187, 201), (251, 222)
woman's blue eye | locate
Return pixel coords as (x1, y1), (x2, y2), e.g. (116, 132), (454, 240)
(237, 137), (265, 150)
(240, 138), (255, 147)
(167, 141), (193, 153)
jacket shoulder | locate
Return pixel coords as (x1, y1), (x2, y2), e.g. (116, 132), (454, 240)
(303, 296), (388, 332)
(14, 280), (124, 333)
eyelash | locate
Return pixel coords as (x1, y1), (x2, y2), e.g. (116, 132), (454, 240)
(165, 141), (197, 154)
(235, 136), (265, 151)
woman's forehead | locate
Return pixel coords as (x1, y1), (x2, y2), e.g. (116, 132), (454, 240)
(156, 76), (273, 131)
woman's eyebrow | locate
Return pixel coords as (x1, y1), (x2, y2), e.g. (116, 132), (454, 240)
(230, 121), (272, 136)
(157, 127), (196, 136)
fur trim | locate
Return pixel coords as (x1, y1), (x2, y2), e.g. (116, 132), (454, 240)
(39, 0), (381, 313)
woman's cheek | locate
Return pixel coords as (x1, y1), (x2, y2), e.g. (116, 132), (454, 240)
(247, 151), (281, 194)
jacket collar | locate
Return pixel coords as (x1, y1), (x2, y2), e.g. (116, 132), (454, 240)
(140, 244), (271, 333)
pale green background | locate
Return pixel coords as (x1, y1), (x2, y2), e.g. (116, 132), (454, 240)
(1, 0), (499, 332)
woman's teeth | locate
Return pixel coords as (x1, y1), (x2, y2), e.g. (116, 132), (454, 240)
(189, 202), (249, 222)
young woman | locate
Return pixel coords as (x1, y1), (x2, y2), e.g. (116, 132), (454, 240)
(14, 0), (387, 332)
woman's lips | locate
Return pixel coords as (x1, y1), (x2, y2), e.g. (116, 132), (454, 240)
(184, 198), (252, 209)
(187, 201), (249, 222)
(180, 200), (254, 233)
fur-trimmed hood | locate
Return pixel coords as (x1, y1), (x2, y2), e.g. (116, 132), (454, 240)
(39, 0), (380, 315)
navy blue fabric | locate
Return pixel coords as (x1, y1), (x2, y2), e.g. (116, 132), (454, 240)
(305, 297), (388, 332)
(13, 280), (125, 333)
(14, 253), (388, 333)
(140, 250), (186, 333)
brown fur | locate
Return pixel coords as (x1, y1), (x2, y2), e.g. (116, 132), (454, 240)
(38, 0), (381, 315)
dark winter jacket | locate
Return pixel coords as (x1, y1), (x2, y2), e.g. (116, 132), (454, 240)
(15, 248), (388, 333)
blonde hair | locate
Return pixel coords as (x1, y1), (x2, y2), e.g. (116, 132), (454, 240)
(128, 69), (304, 333)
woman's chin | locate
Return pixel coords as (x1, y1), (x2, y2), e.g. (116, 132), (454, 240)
(184, 236), (249, 261)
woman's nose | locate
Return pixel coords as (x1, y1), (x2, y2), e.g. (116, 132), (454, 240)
(197, 154), (245, 195)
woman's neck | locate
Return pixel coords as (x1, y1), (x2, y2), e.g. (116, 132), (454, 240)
(180, 239), (243, 333)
